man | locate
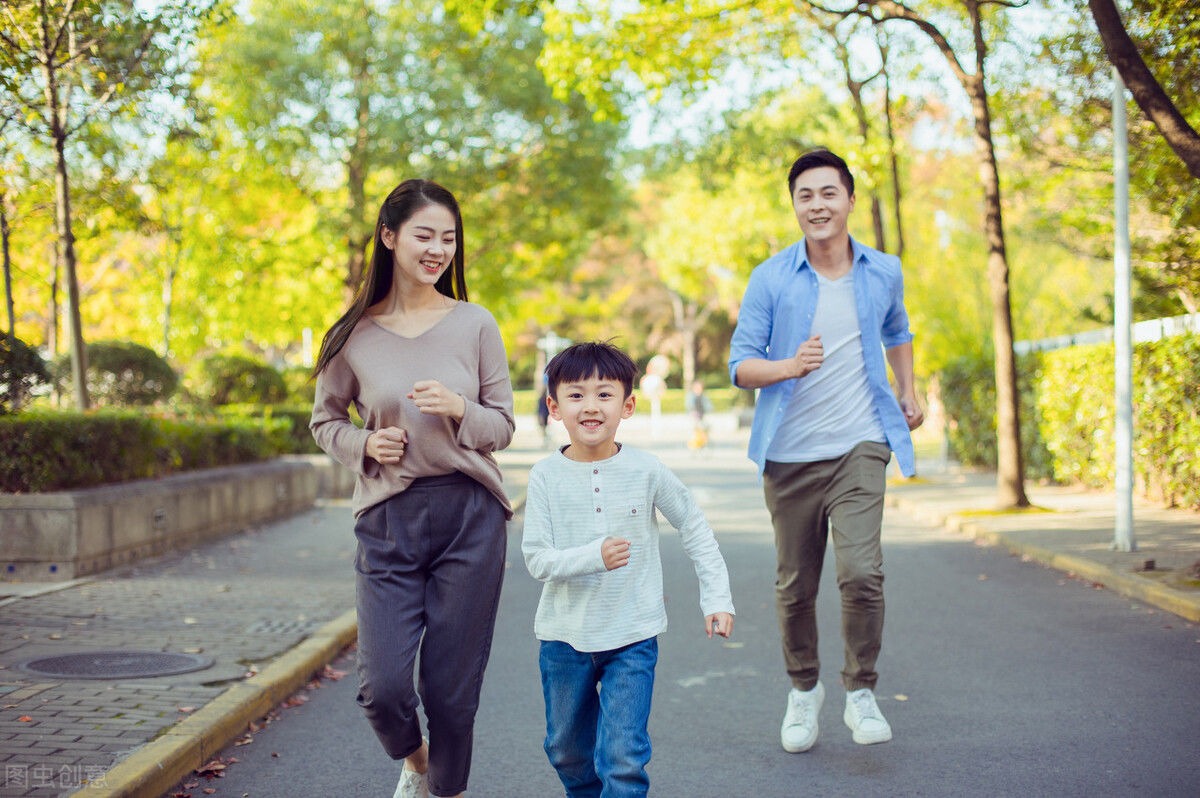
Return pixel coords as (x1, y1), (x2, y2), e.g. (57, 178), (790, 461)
(728, 148), (923, 752)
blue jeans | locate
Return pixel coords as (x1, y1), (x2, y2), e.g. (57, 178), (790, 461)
(539, 637), (657, 798)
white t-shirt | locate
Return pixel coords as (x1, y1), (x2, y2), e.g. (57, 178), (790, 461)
(766, 270), (886, 463)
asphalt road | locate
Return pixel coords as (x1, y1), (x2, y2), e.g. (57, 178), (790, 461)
(178, 442), (1200, 797)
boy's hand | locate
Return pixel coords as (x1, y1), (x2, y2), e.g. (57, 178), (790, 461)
(706, 612), (733, 639)
(601, 537), (631, 571)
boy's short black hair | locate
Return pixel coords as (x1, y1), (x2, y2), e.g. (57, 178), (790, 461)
(787, 148), (854, 197)
(545, 341), (638, 399)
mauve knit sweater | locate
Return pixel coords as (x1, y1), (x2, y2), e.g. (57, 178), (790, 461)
(310, 301), (515, 519)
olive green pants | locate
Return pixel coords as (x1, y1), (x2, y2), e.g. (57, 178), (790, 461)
(763, 441), (891, 692)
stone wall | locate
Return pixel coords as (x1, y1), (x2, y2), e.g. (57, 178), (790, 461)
(0, 459), (328, 580)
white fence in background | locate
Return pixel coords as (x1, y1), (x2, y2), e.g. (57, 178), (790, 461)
(1014, 312), (1200, 355)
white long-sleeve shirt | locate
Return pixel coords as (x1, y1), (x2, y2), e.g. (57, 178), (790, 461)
(521, 445), (735, 652)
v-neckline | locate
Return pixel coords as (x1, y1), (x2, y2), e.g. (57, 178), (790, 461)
(366, 301), (461, 340)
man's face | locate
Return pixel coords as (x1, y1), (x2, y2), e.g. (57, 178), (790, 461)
(791, 166), (855, 245)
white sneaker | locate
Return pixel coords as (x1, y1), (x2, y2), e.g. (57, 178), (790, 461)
(843, 688), (892, 745)
(780, 682), (825, 752)
(392, 766), (428, 798)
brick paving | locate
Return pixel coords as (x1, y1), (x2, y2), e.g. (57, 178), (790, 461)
(0, 503), (361, 797)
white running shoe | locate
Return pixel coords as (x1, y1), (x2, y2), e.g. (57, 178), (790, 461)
(780, 682), (825, 753)
(843, 688), (893, 745)
(392, 766), (428, 798)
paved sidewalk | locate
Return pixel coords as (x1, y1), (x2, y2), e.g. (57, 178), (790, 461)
(887, 457), (1200, 622)
(1, 413), (1196, 796)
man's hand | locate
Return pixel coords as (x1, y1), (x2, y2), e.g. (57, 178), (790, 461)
(601, 537), (631, 571)
(365, 426), (407, 465)
(790, 335), (824, 379)
(900, 395), (924, 430)
(706, 612), (734, 639)
(408, 380), (466, 421)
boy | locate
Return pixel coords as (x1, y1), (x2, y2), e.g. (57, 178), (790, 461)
(522, 341), (735, 798)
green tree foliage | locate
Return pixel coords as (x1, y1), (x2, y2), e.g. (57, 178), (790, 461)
(0, 0), (214, 408)
(194, 0), (624, 339)
(1028, 0), (1199, 315)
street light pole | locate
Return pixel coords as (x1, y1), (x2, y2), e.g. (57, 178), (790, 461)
(1112, 66), (1136, 552)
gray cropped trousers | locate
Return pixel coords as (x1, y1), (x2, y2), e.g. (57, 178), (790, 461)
(353, 472), (507, 797)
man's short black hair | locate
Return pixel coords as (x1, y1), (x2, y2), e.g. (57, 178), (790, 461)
(787, 148), (854, 197)
(545, 341), (638, 399)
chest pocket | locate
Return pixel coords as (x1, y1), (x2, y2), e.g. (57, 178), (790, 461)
(611, 503), (651, 543)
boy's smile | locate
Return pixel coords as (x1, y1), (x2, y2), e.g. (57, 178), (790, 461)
(547, 375), (636, 462)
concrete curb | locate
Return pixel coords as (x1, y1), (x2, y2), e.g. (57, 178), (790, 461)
(70, 608), (359, 798)
(886, 495), (1200, 623)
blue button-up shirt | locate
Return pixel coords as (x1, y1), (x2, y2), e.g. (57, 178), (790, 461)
(728, 235), (916, 477)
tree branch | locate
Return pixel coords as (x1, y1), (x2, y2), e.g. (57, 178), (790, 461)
(1087, 0), (1200, 179)
(849, 1), (973, 87)
(47, 0), (81, 60)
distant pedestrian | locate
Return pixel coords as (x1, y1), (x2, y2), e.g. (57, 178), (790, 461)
(685, 379), (713, 450)
(311, 178), (514, 798)
(729, 149), (923, 753)
(638, 354), (669, 438)
(522, 341), (734, 798)
(536, 371), (552, 446)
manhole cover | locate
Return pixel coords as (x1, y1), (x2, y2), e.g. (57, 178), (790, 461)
(16, 651), (214, 680)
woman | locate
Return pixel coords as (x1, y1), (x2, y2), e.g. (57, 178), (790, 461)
(311, 179), (514, 798)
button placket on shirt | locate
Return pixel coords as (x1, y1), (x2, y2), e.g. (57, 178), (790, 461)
(592, 466), (603, 529)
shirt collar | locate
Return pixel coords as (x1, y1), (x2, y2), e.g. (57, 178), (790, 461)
(795, 234), (866, 274)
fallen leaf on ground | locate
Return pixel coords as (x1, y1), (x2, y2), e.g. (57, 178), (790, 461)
(178, 706), (196, 713)
(17, 715), (32, 722)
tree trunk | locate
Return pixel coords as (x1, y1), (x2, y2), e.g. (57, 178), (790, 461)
(1087, 0), (1200, 179)
(669, 291), (702, 389)
(47, 244), (58, 357)
(879, 37), (905, 256)
(162, 234), (178, 358)
(964, 11), (1027, 508)
(343, 42), (372, 303)
(1, 191), (13, 336)
(44, 60), (89, 409)
(840, 40), (887, 251)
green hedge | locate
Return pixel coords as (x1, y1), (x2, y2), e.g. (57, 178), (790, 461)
(217, 404), (321, 454)
(939, 353), (1054, 480)
(0, 410), (283, 493)
(939, 334), (1200, 510)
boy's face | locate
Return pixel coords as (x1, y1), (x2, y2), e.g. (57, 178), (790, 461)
(547, 375), (635, 461)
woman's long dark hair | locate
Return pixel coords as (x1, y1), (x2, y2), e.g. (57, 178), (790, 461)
(313, 179), (468, 377)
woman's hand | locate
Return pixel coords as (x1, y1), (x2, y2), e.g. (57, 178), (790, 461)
(408, 380), (466, 421)
(365, 426), (407, 465)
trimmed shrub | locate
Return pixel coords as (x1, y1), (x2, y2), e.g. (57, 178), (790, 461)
(282, 365), (316, 406)
(937, 353), (1053, 479)
(186, 353), (286, 406)
(81, 340), (179, 406)
(0, 410), (281, 493)
(940, 334), (1200, 510)
(218, 403), (321, 454)
(0, 333), (49, 414)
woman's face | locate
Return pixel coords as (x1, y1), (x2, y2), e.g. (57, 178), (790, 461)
(380, 203), (457, 291)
